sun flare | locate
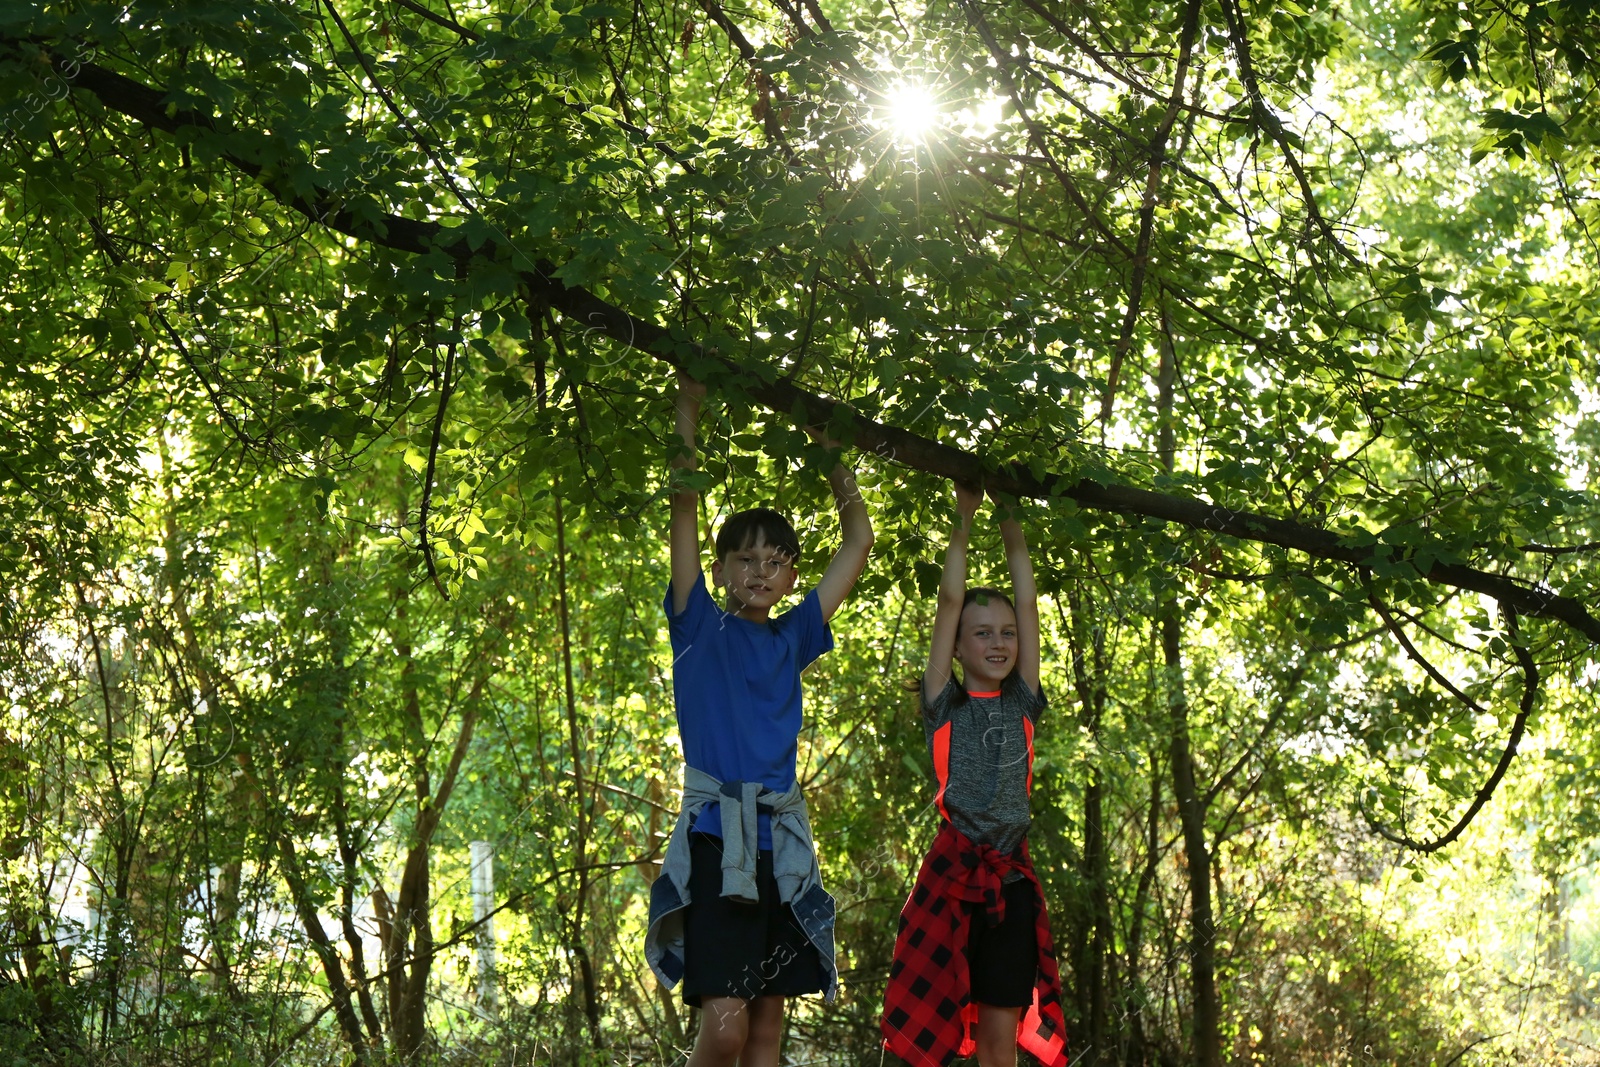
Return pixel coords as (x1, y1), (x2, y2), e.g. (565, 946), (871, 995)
(882, 81), (941, 142)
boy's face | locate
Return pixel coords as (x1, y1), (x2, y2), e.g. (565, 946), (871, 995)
(953, 600), (1018, 691)
(711, 536), (798, 620)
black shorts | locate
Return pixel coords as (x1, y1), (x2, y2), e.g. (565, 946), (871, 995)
(682, 833), (827, 1006)
(967, 877), (1038, 1007)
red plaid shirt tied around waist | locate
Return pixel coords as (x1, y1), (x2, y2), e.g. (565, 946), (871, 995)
(881, 822), (1068, 1067)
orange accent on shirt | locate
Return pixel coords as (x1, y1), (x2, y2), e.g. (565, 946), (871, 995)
(932, 721), (952, 823)
(1023, 715), (1036, 794)
(966, 689), (1002, 698)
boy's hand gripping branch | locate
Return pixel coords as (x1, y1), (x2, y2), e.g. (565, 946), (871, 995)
(805, 424), (875, 623)
(669, 371), (705, 617)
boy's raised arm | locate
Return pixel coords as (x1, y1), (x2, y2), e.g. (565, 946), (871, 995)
(995, 496), (1041, 696)
(669, 371), (705, 616)
(923, 483), (982, 702)
(809, 431), (875, 623)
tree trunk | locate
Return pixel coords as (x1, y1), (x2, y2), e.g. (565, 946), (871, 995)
(1158, 312), (1221, 1067)
(1076, 776), (1110, 1064)
(1163, 618), (1220, 1067)
(334, 789), (386, 1048)
(279, 835), (370, 1062)
(1065, 590), (1112, 1064)
(387, 551), (432, 1064)
(1542, 871), (1567, 974)
(470, 840), (499, 1016)
(553, 466), (602, 1044)
(1125, 760), (1162, 1067)
(2, 733), (80, 1053)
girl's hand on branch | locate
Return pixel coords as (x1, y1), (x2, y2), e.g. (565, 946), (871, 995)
(676, 369), (706, 402)
(803, 423), (841, 451)
(955, 481), (983, 521)
(986, 486), (1017, 524)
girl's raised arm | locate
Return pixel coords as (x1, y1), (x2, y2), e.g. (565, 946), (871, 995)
(995, 497), (1041, 696)
(923, 482), (982, 702)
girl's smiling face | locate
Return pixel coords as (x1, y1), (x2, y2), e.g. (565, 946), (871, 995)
(953, 599), (1018, 691)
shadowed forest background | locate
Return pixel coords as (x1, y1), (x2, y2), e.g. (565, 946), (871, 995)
(5, 0), (1600, 1064)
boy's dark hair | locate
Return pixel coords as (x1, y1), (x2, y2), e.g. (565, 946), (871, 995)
(715, 507), (802, 562)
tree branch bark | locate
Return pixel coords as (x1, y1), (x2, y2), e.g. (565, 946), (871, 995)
(1100, 0), (1204, 426)
(37, 45), (1600, 646)
(1364, 608), (1539, 853)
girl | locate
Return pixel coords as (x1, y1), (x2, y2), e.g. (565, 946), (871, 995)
(881, 483), (1068, 1067)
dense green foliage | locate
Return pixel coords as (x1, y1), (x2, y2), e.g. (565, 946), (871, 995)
(3, 0), (1600, 1064)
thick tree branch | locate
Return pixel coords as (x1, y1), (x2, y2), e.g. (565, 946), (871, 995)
(1202, 662), (1306, 808)
(277, 835), (371, 1062)
(1367, 584), (1487, 714)
(1364, 608), (1539, 853)
(690, 0), (756, 60)
(417, 324), (457, 600)
(956, 0), (1133, 259)
(1101, 0), (1204, 426)
(389, 0), (479, 42)
(1216, 0), (1356, 262)
(42, 46), (1600, 645)
(1522, 540), (1600, 556)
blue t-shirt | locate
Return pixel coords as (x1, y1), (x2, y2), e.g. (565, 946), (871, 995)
(665, 572), (833, 848)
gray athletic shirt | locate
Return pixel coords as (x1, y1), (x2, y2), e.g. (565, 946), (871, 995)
(922, 675), (1046, 864)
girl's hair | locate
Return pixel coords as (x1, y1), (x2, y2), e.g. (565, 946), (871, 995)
(957, 587), (1014, 637)
(904, 587), (1019, 706)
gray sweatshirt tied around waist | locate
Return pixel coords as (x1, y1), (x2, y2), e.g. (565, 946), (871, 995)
(644, 766), (837, 1000)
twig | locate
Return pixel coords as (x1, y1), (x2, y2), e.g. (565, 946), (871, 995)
(417, 323), (457, 600)
(1101, 0), (1204, 427)
(1364, 606), (1538, 853)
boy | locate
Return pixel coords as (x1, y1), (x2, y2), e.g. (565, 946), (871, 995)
(646, 370), (874, 1067)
